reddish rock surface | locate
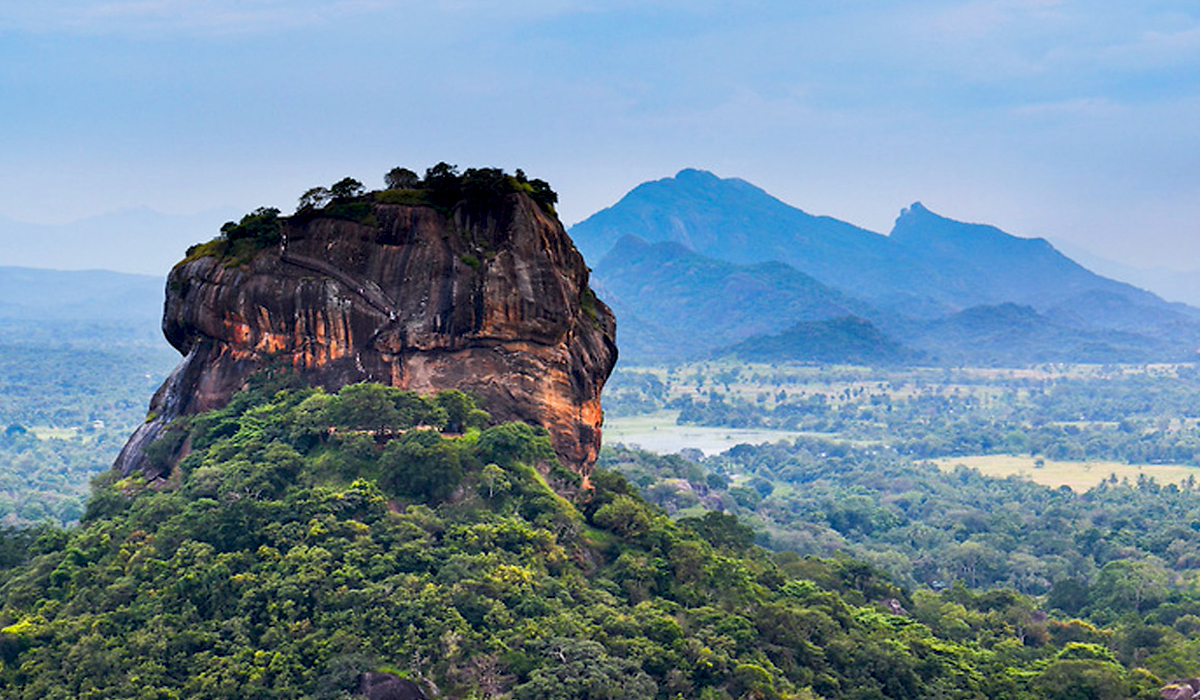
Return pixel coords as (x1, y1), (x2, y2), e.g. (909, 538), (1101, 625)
(115, 192), (617, 478)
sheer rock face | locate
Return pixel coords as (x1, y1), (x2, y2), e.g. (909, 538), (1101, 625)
(115, 193), (617, 478)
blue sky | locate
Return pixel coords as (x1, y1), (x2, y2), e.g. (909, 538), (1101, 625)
(1, 0), (1198, 272)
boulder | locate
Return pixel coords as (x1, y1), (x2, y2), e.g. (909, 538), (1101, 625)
(359, 671), (427, 700)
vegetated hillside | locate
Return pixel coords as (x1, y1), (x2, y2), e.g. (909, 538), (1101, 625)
(592, 235), (869, 362)
(573, 169), (1200, 364)
(0, 343), (176, 525)
(0, 378), (1180, 700)
(718, 316), (914, 365)
(898, 303), (1180, 366)
(605, 437), (1200, 594)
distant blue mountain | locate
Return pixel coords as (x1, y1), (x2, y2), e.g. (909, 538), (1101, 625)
(0, 267), (167, 348)
(571, 169), (944, 311)
(0, 267), (163, 321)
(887, 202), (1188, 314)
(721, 316), (914, 365)
(576, 169), (1200, 364)
(901, 303), (1175, 366)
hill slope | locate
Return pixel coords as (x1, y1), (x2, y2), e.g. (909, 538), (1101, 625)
(0, 267), (163, 323)
(720, 316), (913, 365)
(592, 235), (871, 361)
(899, 303), (1179, 366)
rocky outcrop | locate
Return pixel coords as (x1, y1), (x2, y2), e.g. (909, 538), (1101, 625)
(1162, 679), (1200, 700)
(359, 672), (427, 700)
(115, 191), (616, 478)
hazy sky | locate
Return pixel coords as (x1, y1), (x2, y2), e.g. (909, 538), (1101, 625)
(2, 0), (1198, 271)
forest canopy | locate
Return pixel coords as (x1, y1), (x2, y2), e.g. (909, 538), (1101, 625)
(2, 375), (1196, 699)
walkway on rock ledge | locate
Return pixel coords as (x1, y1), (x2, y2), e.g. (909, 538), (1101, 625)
(279, 241), (400, 320)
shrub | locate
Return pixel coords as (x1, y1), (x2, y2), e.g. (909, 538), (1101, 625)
(384, 166), (419, 190)
(379, 429), (463, 502)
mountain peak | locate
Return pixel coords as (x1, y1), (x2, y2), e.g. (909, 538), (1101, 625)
(894, 201), (959, 232)
(899, 201), (931, 219)
(673, 167), (721, 183)
(890, 202), (1001, 244)
(569, 169), (878, 271)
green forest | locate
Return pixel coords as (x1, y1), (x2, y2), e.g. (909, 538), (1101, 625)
(0, 328), (176, 526)
(1, 372), (1198, 698)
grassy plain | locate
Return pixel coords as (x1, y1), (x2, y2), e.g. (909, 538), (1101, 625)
(603, 412), (1200, 492)
(611, 360), (1114, 414)
(616, 360), (1187, 407)
(931, 453), (1200, 490)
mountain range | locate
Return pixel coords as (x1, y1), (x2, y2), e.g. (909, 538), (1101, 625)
(0, 266), (170, 349)
(570, 169), (1200, 364)
(0, 267), (163, 322)
(4, 169), (1196, 367)
(568, 170), (1200, 367)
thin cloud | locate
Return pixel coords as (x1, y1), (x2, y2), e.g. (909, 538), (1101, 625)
(0, 0), (717, 35)
(917, 0), (1067, 41)
(1010, 96), (1119, 118)
(0, 0), (400, 35)
(1103, 24), (1200, 70)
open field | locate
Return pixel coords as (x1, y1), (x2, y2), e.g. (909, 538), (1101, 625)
(605, 411), (1200, 492)
(931, 453), (1200, 490)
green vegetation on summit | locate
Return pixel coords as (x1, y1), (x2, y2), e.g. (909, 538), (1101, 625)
(186, 165), (558, 267)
